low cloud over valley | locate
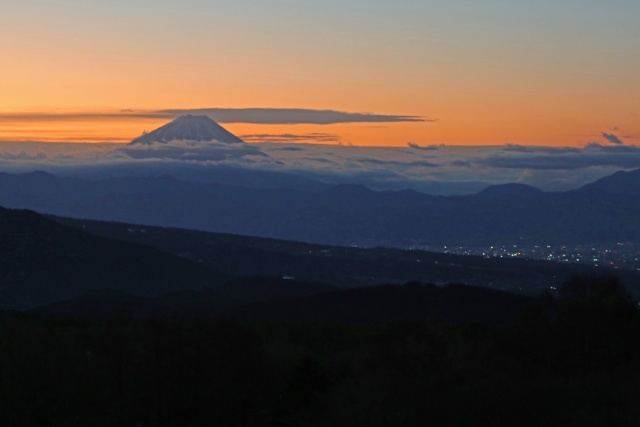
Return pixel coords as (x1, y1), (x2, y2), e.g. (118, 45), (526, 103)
(1, 139), (640, 194)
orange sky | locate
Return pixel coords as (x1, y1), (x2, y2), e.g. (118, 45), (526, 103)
(1, 1), (638, 146)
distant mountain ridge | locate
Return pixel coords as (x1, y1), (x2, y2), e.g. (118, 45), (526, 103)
(1, 168), (640, 247)
(580, 169), (640, 195)
(476, 183), (544, 197)
(130, 114), (244, 145)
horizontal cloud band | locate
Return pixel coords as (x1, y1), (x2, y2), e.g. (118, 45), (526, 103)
(0, 108), (429, 125)
(161, 108), (429, 124)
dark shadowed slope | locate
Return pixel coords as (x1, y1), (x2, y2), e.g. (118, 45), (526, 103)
(38, 282), (535, 325)
(130, 115), (244, 144)
(52, 216), (640, 298)
(0, 206), (225, 309)
(230, 282), (535, 325)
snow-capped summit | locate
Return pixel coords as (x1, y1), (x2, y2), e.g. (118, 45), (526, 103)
(130, 115), (244, 145)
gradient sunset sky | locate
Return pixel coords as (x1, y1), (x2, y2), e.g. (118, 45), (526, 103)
(1, 0), (639, 146)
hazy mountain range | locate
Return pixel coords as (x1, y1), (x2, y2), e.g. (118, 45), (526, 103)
(0, 167), (639, 247)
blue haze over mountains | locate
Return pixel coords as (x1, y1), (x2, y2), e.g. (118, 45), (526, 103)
(1, 168), (640, 248)
(1, 115), (640, 194)
(1, 115), (640, 248)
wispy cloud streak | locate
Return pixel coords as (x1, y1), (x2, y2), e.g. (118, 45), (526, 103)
(601, 132), (624, 145)
(0, 108), (429, 125)
(162, 108), (429, 124)
(239, 133), (342, 143)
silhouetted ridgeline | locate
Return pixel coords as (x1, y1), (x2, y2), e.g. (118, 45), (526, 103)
(1, 168), (640, 246)
(581, 168), (640, 195)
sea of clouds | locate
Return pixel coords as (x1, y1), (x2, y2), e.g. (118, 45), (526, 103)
(1, 140), (639, 194)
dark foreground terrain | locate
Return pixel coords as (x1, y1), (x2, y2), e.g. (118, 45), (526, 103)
(3, 205), (640, 425)
(2, 276), (640, 426)
(7, 204), (640, 310)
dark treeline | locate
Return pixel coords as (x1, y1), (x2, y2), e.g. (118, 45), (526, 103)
(3, 276), (640, 426)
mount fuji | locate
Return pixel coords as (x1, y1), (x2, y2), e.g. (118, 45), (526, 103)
(130, 115), (244, 145)
(118, 114), (273, 165)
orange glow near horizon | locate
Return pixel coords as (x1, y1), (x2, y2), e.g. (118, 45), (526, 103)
(1, 2), (638, 147)
(0, 109), (634, 147)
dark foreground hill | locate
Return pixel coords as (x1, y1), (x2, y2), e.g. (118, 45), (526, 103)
(0, 206), (225, 309)
(6, 276), (640, 427)
(38, 282), (534, 325)
(230, 282), (535, 324)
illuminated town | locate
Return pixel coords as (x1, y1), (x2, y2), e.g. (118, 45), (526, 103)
(419, 243), (640, 271)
